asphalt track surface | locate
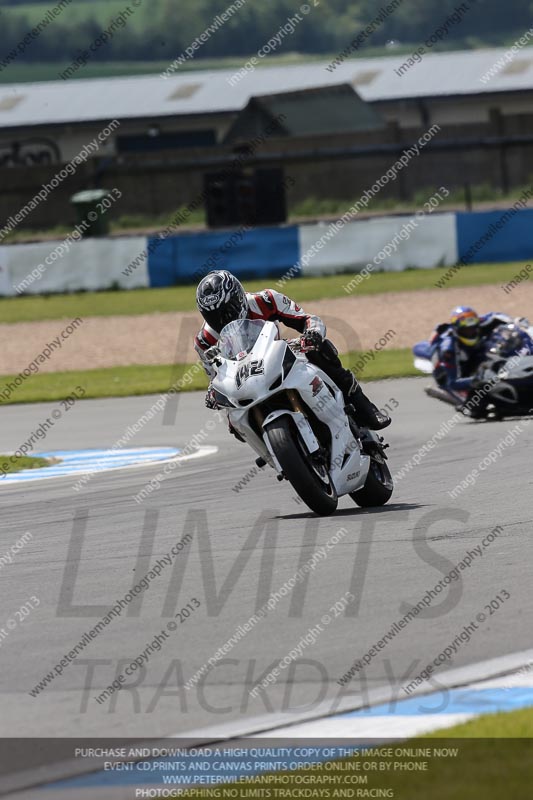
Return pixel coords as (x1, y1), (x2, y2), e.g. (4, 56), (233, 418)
(1, 379), (532, 781)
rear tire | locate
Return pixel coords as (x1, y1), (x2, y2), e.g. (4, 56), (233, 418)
(351, 457), (393, 508)
(264, 416), (338, 516)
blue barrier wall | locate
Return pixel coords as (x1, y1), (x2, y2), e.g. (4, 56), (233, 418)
(147, 225), (300, 287)
(456, 209), (533, 264)
(4, 210), (533, 297)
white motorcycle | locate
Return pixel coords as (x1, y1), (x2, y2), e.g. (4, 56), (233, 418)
(210, 318), (393, 516)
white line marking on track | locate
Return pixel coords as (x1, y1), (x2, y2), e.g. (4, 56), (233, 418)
(0, 445), (218, 485)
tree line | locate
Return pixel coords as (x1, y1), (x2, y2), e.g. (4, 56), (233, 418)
(2, 0), (532, 63)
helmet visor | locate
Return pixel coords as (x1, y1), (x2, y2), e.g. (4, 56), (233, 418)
(456, 318), (480, 345)
(201, 293), (247, 332)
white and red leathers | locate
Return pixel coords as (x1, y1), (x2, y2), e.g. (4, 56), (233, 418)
(194, 289), (325, 378)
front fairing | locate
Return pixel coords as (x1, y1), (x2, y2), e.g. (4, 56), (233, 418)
(212, 322), (289, 409)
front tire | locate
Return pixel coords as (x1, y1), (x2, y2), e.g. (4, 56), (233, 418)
(264, 416), (338, 516)
(351, 456), (393, 508)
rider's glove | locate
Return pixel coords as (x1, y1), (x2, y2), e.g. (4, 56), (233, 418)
(287, 337), (303, 352)
(300, 328), (323, 353)
(204, 345), (222, 367)
(205, 386), (219, 409)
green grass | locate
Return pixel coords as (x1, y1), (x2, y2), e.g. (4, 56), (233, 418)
(3, 40), (532, 84)
(0, 349), (416, 405)
(0, 48), (393, 85)
(110, 208), (206, 232)
(342, 348), (417, 381)
(0, 284), (196, 323)
(0, 454), (51, 474)
(0, 61), (170, 84)
(0, 55), (322, 84)
(424, 707), (533, 738)
(1, 207), (207, 245)
(0, 42), (464, 85)
(6, 184), (530, 245)
(0, 261), (525, 325)
(0, 363), (208, 405)
(291, 181), (533, 219)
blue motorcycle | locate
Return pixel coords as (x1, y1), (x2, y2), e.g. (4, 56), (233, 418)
(413, 322), (533, 419)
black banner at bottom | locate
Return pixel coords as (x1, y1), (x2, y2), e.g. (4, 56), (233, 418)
(1, 738), (533, 799)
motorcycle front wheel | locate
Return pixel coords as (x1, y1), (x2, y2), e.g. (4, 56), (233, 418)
(264, 415), (338, 516)
(350, 456), (393, 508)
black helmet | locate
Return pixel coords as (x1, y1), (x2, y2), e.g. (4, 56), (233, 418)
(196, 270), (248, 332)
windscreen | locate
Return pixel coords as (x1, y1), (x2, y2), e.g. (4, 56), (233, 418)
(218, 318), (265, 361)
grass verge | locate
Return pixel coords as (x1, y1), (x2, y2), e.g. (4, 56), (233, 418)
(0, 364), (208, 405)
(424, 707), (533, 737)
(0, 350), (418, 405)
(342, 348), (417, 381)
(0, 261), (523, 324)
(0, 454), (51, 474)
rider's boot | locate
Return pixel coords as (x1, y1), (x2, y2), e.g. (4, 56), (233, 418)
(344, 376), (391, 431)
(306, 340), (391, 430)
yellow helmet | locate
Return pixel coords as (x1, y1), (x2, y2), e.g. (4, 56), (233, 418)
(450, 306), (480, 346)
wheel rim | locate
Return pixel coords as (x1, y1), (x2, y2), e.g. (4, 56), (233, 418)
(370, 457), (393, 491)
(294, 429), (335, 496)
(311, 460), (333, 489)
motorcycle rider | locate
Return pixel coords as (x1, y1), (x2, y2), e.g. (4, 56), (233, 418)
(194, 270), (391, 430)
(428, 305), (526, 417)
(430, 306), (513, 393)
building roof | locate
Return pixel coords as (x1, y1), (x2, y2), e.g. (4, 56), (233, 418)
(1, 47), (532, 129)
(224, 84), (385, 142)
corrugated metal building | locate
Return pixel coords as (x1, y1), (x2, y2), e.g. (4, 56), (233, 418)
(1, 47), (533, 162)
(2, 47), (533, 227)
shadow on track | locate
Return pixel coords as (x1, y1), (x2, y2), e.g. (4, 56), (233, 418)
(275, 502), (426, 521)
